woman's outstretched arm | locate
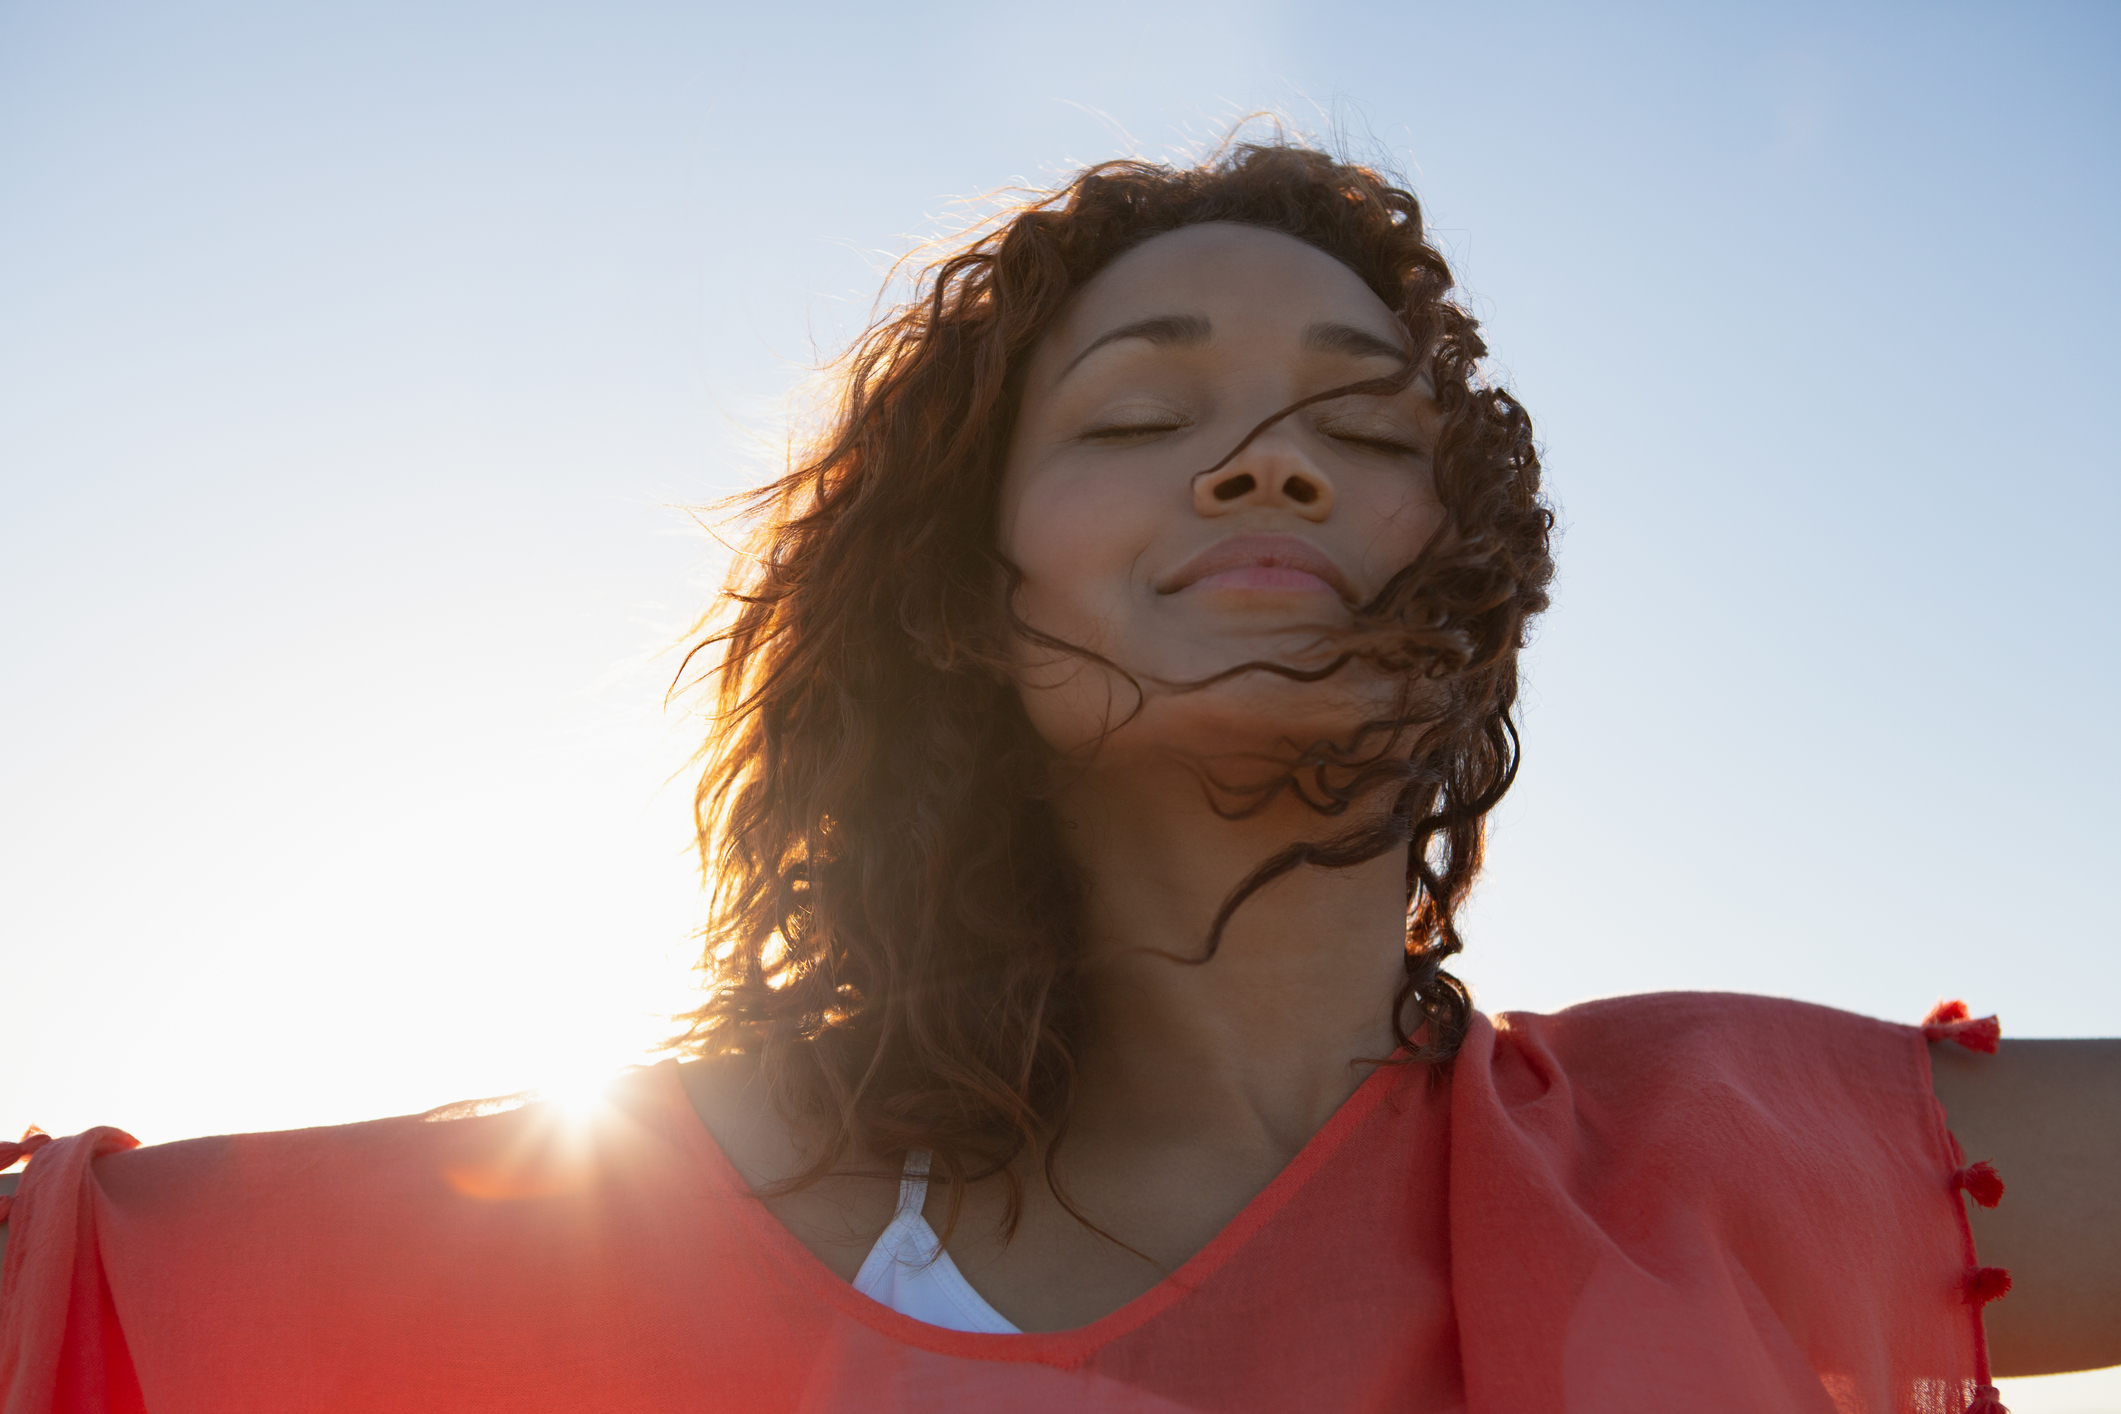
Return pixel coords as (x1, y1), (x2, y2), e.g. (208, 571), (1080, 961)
(1931, 1038), (2121, 1376)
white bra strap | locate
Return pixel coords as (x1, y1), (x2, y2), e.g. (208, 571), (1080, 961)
(896, 1148), (932, 1221)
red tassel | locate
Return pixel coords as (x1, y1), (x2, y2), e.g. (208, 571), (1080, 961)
(1962, 1383), (2009, 1413)
(1965, 1266), (2013, 1306)
(1923, 1000), (2001, 1053)
(1954, 1161), (2005, 1208)
(0, 1128), (50, 1172)
(0, 1194), (11, 1224)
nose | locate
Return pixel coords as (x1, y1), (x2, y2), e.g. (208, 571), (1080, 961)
(1191, 437), (1337, 522)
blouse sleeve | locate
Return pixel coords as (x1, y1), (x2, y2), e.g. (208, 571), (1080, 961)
(1455, 992), (2013, 1414)
(0, 1126), (146, 1414)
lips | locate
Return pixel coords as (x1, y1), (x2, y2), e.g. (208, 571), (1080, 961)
(1158, 533), (1356, 602)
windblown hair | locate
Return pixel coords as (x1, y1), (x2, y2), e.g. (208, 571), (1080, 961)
(671, 139), (1555, 1213)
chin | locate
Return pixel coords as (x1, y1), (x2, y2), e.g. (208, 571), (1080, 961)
(1031, 664), (1406, 777)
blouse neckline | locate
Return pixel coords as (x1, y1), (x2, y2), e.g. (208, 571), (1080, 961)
(645, 1040), (1431, 1362)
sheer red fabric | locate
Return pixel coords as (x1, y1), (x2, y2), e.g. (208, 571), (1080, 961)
(1, 994), (2002, 1413)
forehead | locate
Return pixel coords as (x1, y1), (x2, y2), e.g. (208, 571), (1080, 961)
(1045, 223), (1396, 357)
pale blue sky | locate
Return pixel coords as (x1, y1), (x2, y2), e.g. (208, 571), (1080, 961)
(4, 9), (2118, 1395)
(8, 0), (2118, 1117)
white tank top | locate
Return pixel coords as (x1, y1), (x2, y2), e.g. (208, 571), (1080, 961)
(850, 1150), (1020, 1334)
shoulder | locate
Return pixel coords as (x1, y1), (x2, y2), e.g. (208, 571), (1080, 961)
(1488, 990), (1927, 1093)
(1501, 988), (1917, 1043)
(1459, 989), (1963, 1237)
(674, 1052), (899, 1282)
(1468, 991), (1946, 1182)
(675, 1052), (788, 1187)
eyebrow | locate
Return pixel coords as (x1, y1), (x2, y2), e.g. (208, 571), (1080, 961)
(1056, 313), (1211, 383)
(1302, 320), (1412, 364)
(1055, 314), (1411, 385)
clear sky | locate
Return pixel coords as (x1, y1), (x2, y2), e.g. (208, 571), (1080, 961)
(3, 1), (2117, 1400)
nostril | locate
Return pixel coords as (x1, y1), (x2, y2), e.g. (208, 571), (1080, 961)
(1212, 473), (1257, 502)
(1282, 476), (1318, 506)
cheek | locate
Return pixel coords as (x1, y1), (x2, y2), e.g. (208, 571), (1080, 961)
(1001, 463), (1162, 645)
(1347, 477), (1445, 590)
(1000, 461), (1169, 754)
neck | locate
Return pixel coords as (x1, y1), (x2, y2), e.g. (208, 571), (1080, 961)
(1052, 761), (1413, 1162)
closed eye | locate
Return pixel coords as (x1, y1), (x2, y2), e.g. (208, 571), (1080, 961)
(1084, 419), (1190, 441)
(1331, 433), (1424, 458)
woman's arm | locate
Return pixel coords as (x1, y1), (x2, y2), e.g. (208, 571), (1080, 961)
(1930, 1038), (2121, 1376)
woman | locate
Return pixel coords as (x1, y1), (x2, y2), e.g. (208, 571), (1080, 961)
(2, 140), (2114, 1413)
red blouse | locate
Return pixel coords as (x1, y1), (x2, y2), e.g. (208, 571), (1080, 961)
(0, 993), (2006, 1413)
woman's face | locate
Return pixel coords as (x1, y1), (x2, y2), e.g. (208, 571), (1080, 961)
(998, 222), (1444, 762)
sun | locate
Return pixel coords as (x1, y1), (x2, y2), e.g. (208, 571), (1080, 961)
(536, 1073), (619, 1123)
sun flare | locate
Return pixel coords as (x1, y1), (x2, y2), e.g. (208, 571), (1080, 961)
(535, 1074), (620, 1123)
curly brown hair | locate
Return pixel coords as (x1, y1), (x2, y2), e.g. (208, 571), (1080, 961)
(671, 139), (1555, 1216)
